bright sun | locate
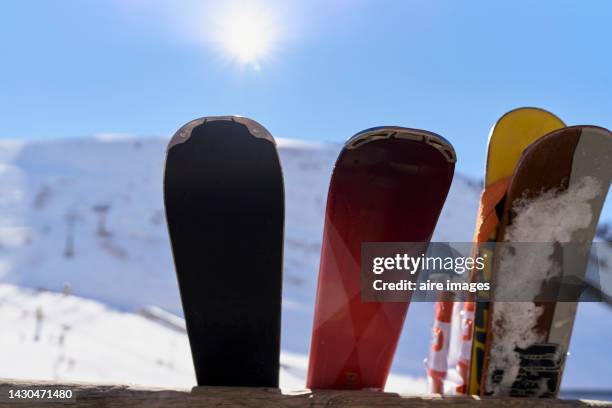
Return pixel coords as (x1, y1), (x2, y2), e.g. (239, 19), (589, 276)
(215, 5), (279, 64)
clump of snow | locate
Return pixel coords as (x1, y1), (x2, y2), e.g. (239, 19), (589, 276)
(487, 302), (544, 393)
(495, 176), (600, 300)
(495, 246), (561, 301)
(506, 176), (601, 243)
(488, 176), (601, 395)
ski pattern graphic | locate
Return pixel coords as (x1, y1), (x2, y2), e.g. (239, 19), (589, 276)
(488, 343), (565, 397)
(308, 127), (455, 390)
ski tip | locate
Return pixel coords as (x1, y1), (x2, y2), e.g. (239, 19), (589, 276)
(486, 106), (566, 147)
(530, 124), (612, 143)
(166, 116), (276, 151)
(484, 107), (566, 186)
(345, 126), (456, 164)
(570, 124), (611, 135)
(492, 106), (565, 128)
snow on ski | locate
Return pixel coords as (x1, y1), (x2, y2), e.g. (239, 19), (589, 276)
(426, 107), (565, 395)
(482, 126), (612, 397)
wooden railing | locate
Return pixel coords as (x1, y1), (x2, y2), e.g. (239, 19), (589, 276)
(0, 380), (610, 407)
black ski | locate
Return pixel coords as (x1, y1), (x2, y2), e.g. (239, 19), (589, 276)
(164, 116), (284, 387)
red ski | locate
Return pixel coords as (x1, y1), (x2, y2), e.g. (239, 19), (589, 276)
(307, 127), (455, 390)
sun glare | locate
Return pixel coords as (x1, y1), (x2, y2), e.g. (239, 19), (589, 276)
(215, 5), (279, 65)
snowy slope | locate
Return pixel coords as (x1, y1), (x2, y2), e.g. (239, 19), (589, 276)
(0, 283), (194, 386)
(0, 136), (609, 392)
(0, 283), (426, 391)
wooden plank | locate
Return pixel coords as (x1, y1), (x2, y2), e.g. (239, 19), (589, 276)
(0, 379), (609, 407)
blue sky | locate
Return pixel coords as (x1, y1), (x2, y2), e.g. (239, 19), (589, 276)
(1, 0), (611, 182)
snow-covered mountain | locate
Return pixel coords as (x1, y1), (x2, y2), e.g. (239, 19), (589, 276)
(0, 136), (609, 392)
